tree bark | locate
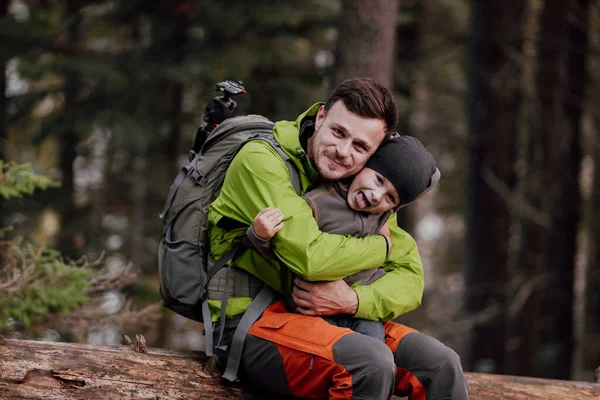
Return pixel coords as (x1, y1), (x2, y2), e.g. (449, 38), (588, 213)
(57, 0), (82, 258)
(583, 114), (600, 374)
(1, 339), (600, 400)
(163, 9), (187, 179)
(581, 0), (600, 377)
(393, 0), (424, 233)
(528, 0), (588, 379)
(506, 1), (544, 378)
(465, 0), (526, 374)
(584, 49), (600, 378)
(0, 0), (8, 161)
(395, 0), (423, 132)
(0, 339), (245, 400)
(333, 0), (400, 88)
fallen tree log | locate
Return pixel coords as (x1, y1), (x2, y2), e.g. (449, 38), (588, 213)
(1, 339), (599, 399)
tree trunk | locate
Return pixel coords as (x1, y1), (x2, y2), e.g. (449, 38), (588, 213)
(505, 0), (544, 377)
(57, 0), (82, 258)
(0, 0), (7, 161)
(129, 155), (148, 272)
(393, 0), (424, 233)
(163, 10), (187, 179)
(333, 0), (400, 88)
(584, 118), (600, 373)
(395, 0), (423, 134)
(583, 9), (600, 373)
(528, 0), (588, 379)
(1, 339), (600, 400)
(0, 339), (246, 399)
(465, 0), (526, 374)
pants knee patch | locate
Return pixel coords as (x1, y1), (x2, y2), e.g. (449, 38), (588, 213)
(333, 333), (396, 400)
(394, 332), (468, 400)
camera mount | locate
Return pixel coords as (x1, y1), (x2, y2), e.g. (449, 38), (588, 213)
(190, 80), (247, 160)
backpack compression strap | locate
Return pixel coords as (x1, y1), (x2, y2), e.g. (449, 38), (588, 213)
(221, 284), (276, 382)
(201, 243), (247, 358)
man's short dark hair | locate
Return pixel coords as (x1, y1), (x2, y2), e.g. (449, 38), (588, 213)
(324, 77), (398, 139)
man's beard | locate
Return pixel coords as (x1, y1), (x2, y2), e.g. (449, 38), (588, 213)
(316, 150), (351, 181)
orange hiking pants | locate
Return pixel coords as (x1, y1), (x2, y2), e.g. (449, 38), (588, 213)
(216, 302), (468, 399)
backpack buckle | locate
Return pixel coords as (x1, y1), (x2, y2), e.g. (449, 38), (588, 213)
(186, 166), (203, 185)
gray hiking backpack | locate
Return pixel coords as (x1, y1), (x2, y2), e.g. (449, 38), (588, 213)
(158, 114), (300, 381)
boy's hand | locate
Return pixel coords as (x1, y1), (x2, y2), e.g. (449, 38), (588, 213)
(379, 223), (392, 257)
(252, 207), (285, 240)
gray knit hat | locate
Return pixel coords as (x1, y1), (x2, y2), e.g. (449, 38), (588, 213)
(365, 136), (437, 205)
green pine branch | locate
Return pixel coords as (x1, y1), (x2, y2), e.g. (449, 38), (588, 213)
(0, 160), (60, 201)
(0, 237), (93, 330)
(0, 161), (87, 331)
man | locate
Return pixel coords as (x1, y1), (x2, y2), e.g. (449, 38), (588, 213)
(207, 77), (468, 399)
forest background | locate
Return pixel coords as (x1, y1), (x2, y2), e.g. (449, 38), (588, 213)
(1, 0), (599, 384)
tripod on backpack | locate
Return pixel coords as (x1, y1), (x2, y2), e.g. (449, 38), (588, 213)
(189, 80), (247, 161)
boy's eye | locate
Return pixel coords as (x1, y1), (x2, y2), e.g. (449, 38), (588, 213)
(388, 194), (396, 203)
(376, 176), (384, 184)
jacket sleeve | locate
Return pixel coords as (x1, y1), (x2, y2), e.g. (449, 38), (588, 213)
(246, 224), (276, 259)
(209, 140), (387, 281)
(352, 213), (425, 321)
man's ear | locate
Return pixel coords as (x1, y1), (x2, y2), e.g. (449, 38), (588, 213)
(315, 105), (326, 129)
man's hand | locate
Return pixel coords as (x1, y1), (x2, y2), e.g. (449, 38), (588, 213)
(379, 223), (392, 257)
(292, 278), (359, 316)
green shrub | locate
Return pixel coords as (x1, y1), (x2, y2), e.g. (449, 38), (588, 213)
(0, 160), (94, 331)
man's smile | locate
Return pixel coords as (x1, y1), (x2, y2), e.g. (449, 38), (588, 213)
(326, 153), (349, 169)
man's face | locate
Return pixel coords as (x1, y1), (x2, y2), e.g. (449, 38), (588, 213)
(307, 101), (386, 181)
(347, 167), (400, 214)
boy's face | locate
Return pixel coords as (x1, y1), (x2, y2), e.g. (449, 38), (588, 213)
(347, 167), (400, 214)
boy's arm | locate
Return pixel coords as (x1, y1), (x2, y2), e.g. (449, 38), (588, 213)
(351, 213), (425, 321)
(209, 140), (388, 281)
(246, 223), (276, 259)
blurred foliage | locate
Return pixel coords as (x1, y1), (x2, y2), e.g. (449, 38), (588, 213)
(0, 238), (93, 330)
(0, 160), (92, 331)
(0, 160), (60, 200)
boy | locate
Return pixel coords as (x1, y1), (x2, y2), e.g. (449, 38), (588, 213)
(247, 135), (440, 341)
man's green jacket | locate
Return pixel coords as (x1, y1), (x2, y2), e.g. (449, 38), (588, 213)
(207, 103), (424, 322)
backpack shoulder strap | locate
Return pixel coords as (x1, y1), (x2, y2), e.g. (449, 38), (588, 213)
(256, 133), (302, 195)
(214, 135), (303, 382)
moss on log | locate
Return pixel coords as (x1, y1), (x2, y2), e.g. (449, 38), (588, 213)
(1, 339), (599, 399)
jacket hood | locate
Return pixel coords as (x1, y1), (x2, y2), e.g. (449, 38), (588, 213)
(273, 103), (323, 188)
